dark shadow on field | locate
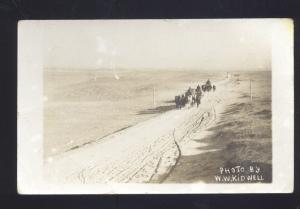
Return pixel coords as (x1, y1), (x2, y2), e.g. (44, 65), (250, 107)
(254, 109), (272, 120)
(164, 101), (272, 184)
(138, 104), (176, 115)
(66, 125), (133, 152)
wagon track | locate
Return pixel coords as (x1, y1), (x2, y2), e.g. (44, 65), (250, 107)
(44, 79), (229, 184)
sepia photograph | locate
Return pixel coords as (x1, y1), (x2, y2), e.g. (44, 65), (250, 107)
(17, 19), (293, 194)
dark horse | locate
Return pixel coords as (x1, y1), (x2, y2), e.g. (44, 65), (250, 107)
(196, 84), (201, 92)
(196, 93), (201, 107)
(175, 95), (181, 108)
(175, 94), (187, 109)
(201, 79), (213, 92)
(181, 94), (187, 108)
(196, 84), (202, 95)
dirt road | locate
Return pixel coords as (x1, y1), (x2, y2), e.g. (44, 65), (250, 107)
(44, 79), (230, 184)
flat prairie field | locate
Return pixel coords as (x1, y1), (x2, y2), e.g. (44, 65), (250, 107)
(44, 69), (271, 175)
(44, 70), (224, 157)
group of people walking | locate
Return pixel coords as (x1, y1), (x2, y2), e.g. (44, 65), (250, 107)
(174, 79), (216, 109)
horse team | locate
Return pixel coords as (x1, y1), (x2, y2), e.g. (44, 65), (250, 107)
(175, 79), (216, 109)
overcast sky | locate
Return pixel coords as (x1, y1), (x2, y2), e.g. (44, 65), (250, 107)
(43, 19), (273, 71)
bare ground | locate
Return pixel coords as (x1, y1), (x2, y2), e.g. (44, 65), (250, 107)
(43, 70), (271, 184)
(162, 72), (272, 183)
(44, 70), (224, 158)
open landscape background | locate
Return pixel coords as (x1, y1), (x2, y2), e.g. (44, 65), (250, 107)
(44, 69), (224, 157)
(44, 69), (271, 183)
(42, 20), (274, 183)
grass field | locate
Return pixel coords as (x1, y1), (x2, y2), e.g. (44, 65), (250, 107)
(44, 69), (271, 182)
(163, 71), (272, 183)
(43, 69), (272, 183)
(43, 69), (225, 158)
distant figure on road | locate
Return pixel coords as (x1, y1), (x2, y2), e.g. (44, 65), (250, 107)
(175, 95), (181, 109)
(196, 84), (202, 95)
(186, 95), (193, 108)
(213, 85), (216, 92)
(180, 94), (186, 108)
(204, 79), (212, 92)
(192, 95), (196, 105)
(206, 79), (211, 86)
(186, 87), (193, 97)
(196, 94), (201, 108)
